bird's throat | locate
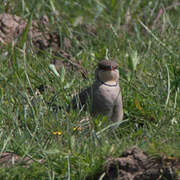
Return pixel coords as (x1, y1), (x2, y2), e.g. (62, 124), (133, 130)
(97, 70), (119, 86)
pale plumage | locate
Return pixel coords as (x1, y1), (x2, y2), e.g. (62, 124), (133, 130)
(72, 60), (123, 123)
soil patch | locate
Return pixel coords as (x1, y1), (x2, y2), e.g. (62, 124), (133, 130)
(86, 147), (180, 180)
(0, 13), (87, 78)
(0, 152), (43, 168)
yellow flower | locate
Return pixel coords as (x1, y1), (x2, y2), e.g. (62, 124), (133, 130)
(52, 131), (62, 135)
(135, 99), (143, 111)
(73, 127), (82, 131)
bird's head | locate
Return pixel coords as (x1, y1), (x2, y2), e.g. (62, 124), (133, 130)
(95, 60), (119, 86)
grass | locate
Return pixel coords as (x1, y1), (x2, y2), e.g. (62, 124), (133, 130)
(0, 0), (180, 179)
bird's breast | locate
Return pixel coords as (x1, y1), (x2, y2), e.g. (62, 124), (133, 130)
(91, 84), (120, 115)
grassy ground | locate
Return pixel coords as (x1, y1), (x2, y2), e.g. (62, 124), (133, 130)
(0, 0), (180, 179)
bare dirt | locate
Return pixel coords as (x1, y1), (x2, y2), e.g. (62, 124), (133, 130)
(0, 13), (58, 50)
(0, 13), (87, 78)
(86, 147), (180, 180)
(0, 152), (43, 168)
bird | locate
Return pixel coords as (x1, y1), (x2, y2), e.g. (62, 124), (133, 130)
(72, 60), (123, 124)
